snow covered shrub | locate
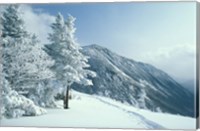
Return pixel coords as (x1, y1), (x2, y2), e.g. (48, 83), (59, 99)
(0, 75), (47, 119)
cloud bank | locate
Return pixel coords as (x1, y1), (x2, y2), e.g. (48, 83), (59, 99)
(140, 43), (196, 82)
(20, 5), (54, 44)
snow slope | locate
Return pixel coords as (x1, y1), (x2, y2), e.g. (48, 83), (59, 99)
(0, 91), (195, 129)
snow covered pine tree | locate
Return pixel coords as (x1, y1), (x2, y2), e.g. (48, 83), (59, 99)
(45, 13), (96, 109)
(0, 5), (55, 117)
(0, 14), (46, 118)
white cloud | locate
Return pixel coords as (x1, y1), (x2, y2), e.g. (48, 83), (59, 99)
(143, 44), (195, 59)
(19, 5), (55, 44)
(140, 43), (196, 82)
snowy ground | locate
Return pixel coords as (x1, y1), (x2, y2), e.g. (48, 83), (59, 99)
(0, 91), (196, 129)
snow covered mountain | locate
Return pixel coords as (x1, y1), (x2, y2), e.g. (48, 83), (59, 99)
(72, 44), (194, 117)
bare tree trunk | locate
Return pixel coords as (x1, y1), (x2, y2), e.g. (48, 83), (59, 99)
(64, 86), (70, 109)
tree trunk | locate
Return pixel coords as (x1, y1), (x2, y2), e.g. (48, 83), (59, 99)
(64, 86), (70, 109)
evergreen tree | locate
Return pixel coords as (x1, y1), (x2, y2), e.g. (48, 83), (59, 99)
(46, 13), (96, 109)
(1, 5), (55, 111)
(0, 24), (46, 119)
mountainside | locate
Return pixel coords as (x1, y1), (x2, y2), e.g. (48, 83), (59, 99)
(72, 44), (194, 117)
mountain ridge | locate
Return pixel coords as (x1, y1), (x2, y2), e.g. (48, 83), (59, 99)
(72, 44), (194, 117)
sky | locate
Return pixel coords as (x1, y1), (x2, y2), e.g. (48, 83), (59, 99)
(3, 2), (196, 85)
